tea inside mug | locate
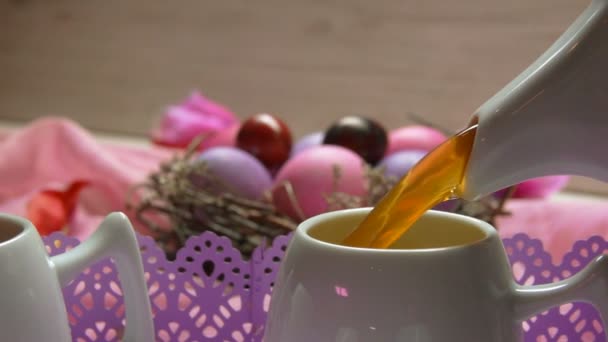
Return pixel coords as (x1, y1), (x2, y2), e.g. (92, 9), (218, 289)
(309, 211), (486, 249)
(0, 219), (23, 244)
(342, 125), (477, 249)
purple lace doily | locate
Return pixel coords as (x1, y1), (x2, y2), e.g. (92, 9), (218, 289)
(44, 231), (607, 341)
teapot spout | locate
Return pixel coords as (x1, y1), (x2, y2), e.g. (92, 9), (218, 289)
(461, 0), (608, 200)
(513, 254), (608, 323)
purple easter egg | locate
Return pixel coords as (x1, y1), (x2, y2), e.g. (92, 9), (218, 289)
(377, 150), (428, 179)
(433, 199), (460, 212)
(193, 146), (272, 200)
(290, 131), (325, 158)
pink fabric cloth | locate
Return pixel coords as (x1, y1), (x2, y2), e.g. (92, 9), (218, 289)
(1, 117), (608, 263)
(0, 117), (172, 239)
(497, 199), (608, 263)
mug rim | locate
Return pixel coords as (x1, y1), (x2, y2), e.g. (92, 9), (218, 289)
(297, 207), (497, 253)
(0, 214), (33, 247)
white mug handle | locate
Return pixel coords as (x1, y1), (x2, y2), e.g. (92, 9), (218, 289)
(513, 254), (608, 326)
(50, 212), (155, 342)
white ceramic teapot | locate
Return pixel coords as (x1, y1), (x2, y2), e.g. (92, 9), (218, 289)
(0, 212), (155, 342)
(463, 0), (608, 199)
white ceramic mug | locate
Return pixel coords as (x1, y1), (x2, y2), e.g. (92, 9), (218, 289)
(265, 208), (608, 342)
(0, 212), (155, 342)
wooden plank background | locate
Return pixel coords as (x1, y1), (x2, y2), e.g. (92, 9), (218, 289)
(1, 0), (606, 194)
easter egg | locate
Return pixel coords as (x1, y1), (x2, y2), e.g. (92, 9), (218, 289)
(377, 150), (428, 179)
(433, 199), (460, 212)
(323, 116), (388, 165)
(236, 113), (292, 171)
(290, 131), (325, 158)
(386, 125), (447, 155)
(193, 146), (272, 200)
(272, 145), (367, 220)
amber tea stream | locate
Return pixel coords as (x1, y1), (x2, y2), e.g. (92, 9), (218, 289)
(342, 124), (478, 248)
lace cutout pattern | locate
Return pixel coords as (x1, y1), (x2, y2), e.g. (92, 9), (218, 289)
(44, 231), (607, 341)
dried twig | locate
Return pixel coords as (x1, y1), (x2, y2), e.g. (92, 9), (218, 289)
(127, 138), (298, 258)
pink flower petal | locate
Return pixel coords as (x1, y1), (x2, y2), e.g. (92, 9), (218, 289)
(513, 176), (571, 198)
(182, 91), (238, 124)
(151, 91), (239, 148)
(198, 124), (240, 151)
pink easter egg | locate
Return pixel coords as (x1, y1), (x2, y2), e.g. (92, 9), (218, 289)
(198, 123), (240, 151)
(386, 125), (447, 155)
(272, 145), (367, 220)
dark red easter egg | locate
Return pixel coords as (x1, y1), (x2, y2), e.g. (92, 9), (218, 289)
(236, 113), (292, 171)
(323, 116), (388, 165)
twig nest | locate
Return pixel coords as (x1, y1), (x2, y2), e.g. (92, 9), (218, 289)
(131, 117), (521, 258)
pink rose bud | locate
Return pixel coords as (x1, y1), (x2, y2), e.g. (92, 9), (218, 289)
(198, 123), (241, 151)
(151, 91), (239, 148)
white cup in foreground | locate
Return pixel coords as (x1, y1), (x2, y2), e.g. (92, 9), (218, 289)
(265, 208), (608, 342)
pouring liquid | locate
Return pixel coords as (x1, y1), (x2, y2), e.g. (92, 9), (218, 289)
(342, 124), (477, 249)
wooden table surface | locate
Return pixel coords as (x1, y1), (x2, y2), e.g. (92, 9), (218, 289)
(2, 0), (605, 194)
